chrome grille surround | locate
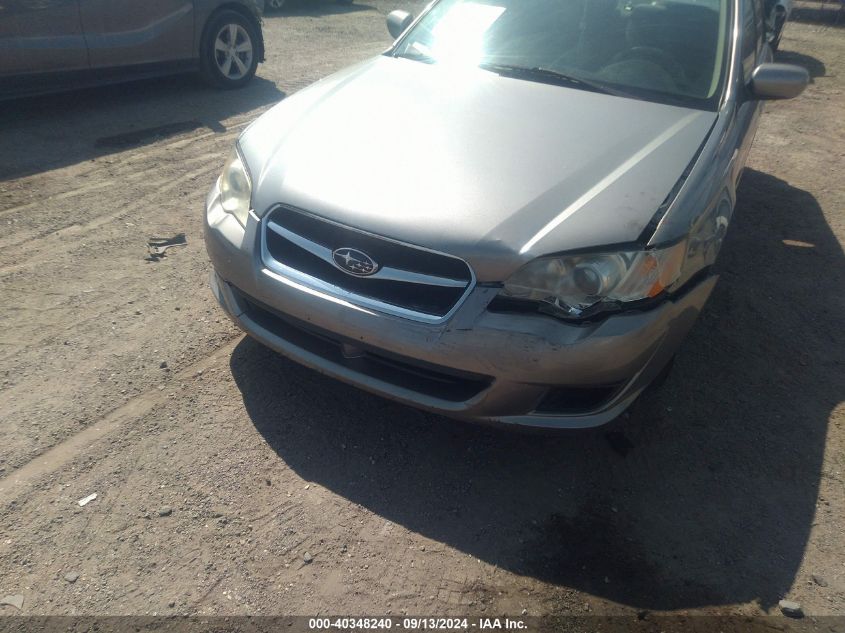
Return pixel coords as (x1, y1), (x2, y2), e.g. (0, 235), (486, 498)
(260, 206), (477, 324)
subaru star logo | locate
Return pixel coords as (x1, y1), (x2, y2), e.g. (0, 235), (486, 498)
(332, 247), (379, 277)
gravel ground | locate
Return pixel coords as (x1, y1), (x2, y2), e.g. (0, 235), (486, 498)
(0, 0), (843, 621)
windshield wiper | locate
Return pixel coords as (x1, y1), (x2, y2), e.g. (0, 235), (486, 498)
(392, 50), (436, 64)
(478, 63), (616, 95)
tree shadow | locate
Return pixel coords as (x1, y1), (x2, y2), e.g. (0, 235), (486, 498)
(264, 0), (375, 17)
(775, 49), (827, 80)
(0, 74), (284, 180)
(229, 169), (842, 610)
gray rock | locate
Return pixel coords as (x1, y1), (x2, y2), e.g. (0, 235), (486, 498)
(303, 552), (313, 564)
(63, 572), (79, 583)
(811, 574), (829, 587)
(0, 594), (24, 610)
(778, 600), (803, 618)
(158, 506), (172, 517)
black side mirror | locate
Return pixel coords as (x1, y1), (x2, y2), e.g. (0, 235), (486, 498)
(387, 10), (414, 40)
(749, 63), (809, 100)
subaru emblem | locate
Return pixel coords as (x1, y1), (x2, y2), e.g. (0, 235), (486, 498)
(332, 247), (379, 277)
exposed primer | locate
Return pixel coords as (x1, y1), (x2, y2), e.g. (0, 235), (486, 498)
(519, 112), (700, 255)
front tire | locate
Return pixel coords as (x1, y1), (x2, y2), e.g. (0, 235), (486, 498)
(200, 11), (260, 89)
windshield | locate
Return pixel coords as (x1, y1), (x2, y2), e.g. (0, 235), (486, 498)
(392, 0), (731, 108)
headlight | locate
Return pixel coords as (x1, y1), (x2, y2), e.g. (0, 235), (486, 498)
(219, 145), (252, 227)
(499, 241), (687, 320)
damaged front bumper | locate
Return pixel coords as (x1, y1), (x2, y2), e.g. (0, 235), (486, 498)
(205, 195), (716, 430)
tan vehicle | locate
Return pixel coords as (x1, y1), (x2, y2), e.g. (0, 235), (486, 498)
(206, 0), (808, 430)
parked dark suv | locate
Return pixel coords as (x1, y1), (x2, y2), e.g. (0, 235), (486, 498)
(0, 0), (265, 99)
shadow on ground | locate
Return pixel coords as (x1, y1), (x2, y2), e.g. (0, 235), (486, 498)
(231, 169), (843, 610)
(0, 74), (284, 180)
(775, 49), (826, 80)
(792, 3), (845, 28)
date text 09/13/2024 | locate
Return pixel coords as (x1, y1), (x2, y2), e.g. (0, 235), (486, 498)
(308, 618), (528, 630)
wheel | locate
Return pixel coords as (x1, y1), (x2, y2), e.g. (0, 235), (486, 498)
(200, 10), (260, 89)
(266, 0), (286, 10)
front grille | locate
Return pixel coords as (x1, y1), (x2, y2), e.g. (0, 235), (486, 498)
(261, 206), (474, 321)
(236, 289), (492, 402)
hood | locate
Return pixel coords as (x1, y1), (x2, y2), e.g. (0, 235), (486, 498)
(241, 56), (716, 281)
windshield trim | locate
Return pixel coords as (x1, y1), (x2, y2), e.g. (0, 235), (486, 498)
(722, 0), (743, 108)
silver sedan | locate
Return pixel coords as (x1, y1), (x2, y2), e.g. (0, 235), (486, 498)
(205, 0), (808, 429)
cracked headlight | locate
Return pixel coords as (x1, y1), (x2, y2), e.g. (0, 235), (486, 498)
(219, 144), (252, 227)
(499, 241), (687, 320)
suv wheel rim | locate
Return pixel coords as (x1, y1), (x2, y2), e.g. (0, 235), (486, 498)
(213, 24), (253, 81)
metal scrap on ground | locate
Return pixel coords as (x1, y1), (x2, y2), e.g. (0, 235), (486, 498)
(147, 233), (187, 261)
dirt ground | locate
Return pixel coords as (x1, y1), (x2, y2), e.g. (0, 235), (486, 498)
(1, 0), (844, 622)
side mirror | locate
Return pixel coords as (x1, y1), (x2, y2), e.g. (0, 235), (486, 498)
(750, 63), (809, 100)
(387, 10), (414, 40)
